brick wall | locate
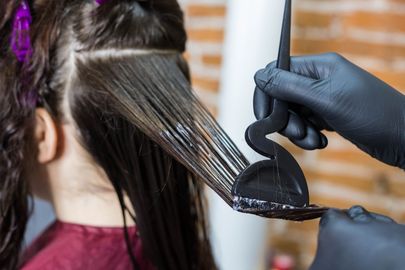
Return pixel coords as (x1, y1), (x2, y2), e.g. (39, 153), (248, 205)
(180, 0), (226, 117)
(182, 0), (405, 269)
(270, 0), (405, 269)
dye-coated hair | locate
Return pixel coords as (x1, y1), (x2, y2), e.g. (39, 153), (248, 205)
(0, 0), (217, 269)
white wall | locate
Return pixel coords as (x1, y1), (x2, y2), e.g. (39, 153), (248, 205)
(209, 1), (286, 269)
(25, 199), (54, 244)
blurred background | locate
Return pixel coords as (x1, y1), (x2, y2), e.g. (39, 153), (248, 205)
(180, 0), (405, 269)
(26, 0), (405, 269)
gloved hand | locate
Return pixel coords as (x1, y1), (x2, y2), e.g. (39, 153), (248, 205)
(310, 206), (405, 270)
(254, 53), (405, 169)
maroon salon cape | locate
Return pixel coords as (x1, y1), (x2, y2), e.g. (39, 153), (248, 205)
(20, 220), (154, 270)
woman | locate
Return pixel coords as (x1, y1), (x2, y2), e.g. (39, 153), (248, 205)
(0, 0), (218, 269)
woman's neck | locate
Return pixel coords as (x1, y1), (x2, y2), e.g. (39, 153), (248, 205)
(35, 122), (136, 227)
(51, 186), (135, 227)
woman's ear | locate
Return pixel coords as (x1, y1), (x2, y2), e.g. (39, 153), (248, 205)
(34, 108), (59, 163)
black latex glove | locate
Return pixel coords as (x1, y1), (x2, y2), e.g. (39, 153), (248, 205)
(254, 53), (405, 169)
(310, 206), (405, 270)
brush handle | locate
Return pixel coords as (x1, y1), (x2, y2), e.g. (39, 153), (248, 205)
(277, 0), (291, 71)
(246, 0), (292, 148)
(250, 0), (291, 138)
(270, 0), (291, 128)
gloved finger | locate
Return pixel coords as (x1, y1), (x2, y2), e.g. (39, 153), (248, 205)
(254, 67), (324, 110)
(279, 111), (306, 140)
(347, 205), (396, 223)
(320, 208), (351, 228)
(295, 113), (333, 132)
(254, 63), (277, 90)
(259, 53), (335, 80)
(289, 121), (328, 150)
(347, 205), (374, 222)
(263, 60), (277, 70)
(369, 213), (396, 224)
(289, 53), (337, 79)
(307, 115), (334, 131)
(287, 104), (334, 132)
(320, 132), (328, 148)
(253, 87), (272, 120)
(289, 128), (327, 150)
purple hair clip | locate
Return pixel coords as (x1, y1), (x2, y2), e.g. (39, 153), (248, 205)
(11, 0), (33, 63)
(95, 0), (110, 5)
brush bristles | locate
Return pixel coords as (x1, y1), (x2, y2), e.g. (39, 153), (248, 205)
(233, 196), (328, 221)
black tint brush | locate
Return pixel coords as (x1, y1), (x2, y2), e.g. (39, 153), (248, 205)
(231, 0), (328, 221)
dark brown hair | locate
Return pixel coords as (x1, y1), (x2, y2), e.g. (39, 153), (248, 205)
(0, 0), (219, 269)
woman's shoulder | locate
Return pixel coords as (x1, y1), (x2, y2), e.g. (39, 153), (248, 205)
(20, 220), (144, 270)
(20, 251), (85, 270)
(20, 221), (83, 269)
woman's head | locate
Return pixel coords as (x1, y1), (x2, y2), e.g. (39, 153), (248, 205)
(1, 0), (218, 269)
(21, 0), (189, 199)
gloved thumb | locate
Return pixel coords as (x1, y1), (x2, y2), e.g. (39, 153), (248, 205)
(319, 208), (351, 228)
(254, 67), (324, 110)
